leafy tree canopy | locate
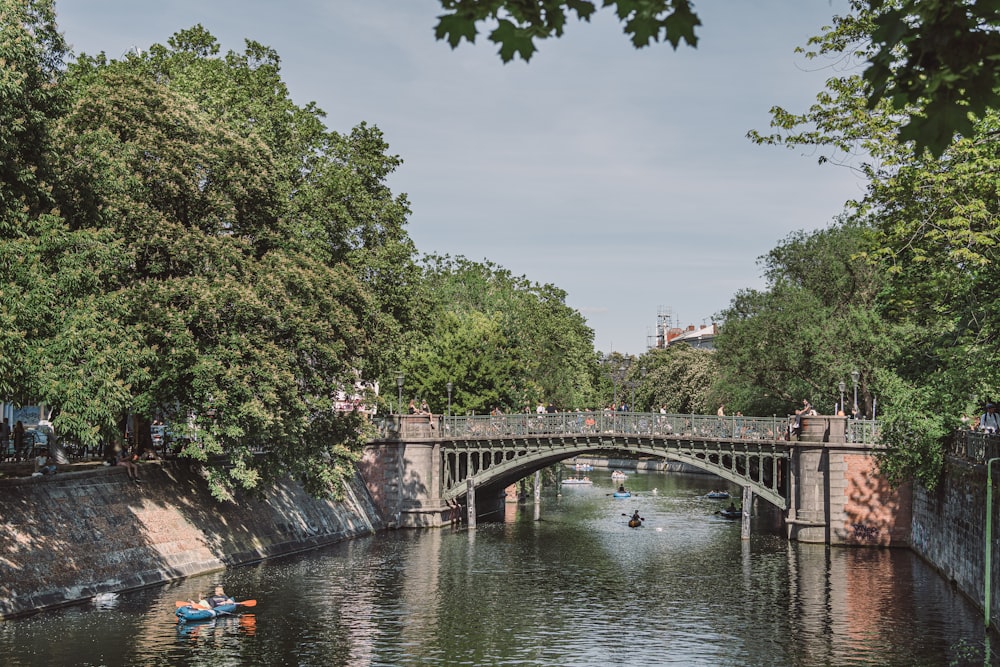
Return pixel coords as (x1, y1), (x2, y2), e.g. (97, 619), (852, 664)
(713, 220), (896, 420)
(2, 15), (422, 500)
(634, 344), (717, 415)
(744, 3), (1000, 487)
(398, 255), (598, 414)
(435, 0), (994, 156)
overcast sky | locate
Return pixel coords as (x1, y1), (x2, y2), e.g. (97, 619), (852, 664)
(55, 0), (861, 355)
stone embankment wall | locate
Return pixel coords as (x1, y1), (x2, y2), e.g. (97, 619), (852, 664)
(0, 461), (383, 619)
(910, 457), (995, 627)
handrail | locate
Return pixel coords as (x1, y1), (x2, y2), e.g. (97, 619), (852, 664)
(375, 411), (880, 445)
(950, 430), (1000, 464)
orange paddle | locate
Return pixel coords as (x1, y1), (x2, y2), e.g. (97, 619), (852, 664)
(176, 601), (210, 610)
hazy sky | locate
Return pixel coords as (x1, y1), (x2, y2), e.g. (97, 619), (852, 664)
(55, 0), (861, 355)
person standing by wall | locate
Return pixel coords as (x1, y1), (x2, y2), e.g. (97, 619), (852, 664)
(13, 420), (25, 460)
(0, 417), (9, 459)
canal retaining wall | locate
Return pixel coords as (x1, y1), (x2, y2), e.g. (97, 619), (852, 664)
(910, 456), (996, 626)
(0, 461), (383, 619)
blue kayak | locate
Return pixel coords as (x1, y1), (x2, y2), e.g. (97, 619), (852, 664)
(612, 491), (631, 498)
(176, 602), (237, 622)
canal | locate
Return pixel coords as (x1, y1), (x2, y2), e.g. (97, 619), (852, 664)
(0, 470), (992, 666)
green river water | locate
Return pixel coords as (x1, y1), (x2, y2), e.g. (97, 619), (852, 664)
(0, 469), (992, 666)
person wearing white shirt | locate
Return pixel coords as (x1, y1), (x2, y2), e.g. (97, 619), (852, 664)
(981, 404), (1000, 433)
(979, 403), (1000, 433)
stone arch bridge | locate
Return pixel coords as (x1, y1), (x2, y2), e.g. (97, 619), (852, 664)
(358, 411), (910, 546)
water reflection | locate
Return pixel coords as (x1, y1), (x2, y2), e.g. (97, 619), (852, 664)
(0, 470), (994, 666)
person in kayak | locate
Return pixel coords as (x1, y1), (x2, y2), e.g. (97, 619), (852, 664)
(206, 585), (234, 608)
(187, 592), (210, 609)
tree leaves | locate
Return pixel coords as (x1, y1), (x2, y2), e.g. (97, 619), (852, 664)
(865, 0), (1000, 156)
(0, 20), (420, 500)
(402, 255), (597, 413)
(435, 0), (1000, 156)
(434, 0), (698, 63)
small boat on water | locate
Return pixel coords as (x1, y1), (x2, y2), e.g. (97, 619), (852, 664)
(612, 491), (631, 499)
(628, 517), (642, 527)
(176, 602), (238, 622)
(574, 462), (594, 472)
(705, 490), (730, 500)
(610, 470), (627, 481)
(561, 477), (593, 485)
(719, 507), (742, 519)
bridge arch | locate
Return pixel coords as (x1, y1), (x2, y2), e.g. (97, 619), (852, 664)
(441, 439), (788, 510)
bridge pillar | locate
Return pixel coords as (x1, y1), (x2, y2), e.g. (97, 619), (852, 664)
(359, 417), (453, 528)
(741, 485), (752, 540)
(466, 478), (477, 528)
(786, 416), (911, 546)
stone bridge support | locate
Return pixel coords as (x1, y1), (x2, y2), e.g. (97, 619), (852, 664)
(357, 416), (453, 528)
(786, 416), (911, 546)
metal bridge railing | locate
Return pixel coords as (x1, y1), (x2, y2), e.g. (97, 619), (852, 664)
(950, 430), (1000, 463)
(377, 411), (880, 445)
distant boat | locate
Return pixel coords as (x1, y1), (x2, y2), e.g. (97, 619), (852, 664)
(719, 507), (742, 519)
(612, 491), (631, 499)
(611, 470), (627, 481)
(574, 462), (594, 472)
(562, 477), (593, 485)
(705, 490), (730, 500)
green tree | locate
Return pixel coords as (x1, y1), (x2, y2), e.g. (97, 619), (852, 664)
(744, 5), (1000, 487)
(401, 255), (598, 414)
(0, 0), (72, 402)
(0, 24), (423, 500)
(637, 344), (717, 414)
(714, 221), (895, 419)
(0, 0), (66, 231)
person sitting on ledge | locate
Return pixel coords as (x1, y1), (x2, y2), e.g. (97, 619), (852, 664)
(34, 449), (57, 475)
(117, 446), (142, 484)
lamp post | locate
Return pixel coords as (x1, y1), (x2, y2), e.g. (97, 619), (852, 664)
(447, 381), (453, 417)
(838, 380), (846, 415)
(396, 372), (404, 414)
(614, 363), (628, 410)
(851, 369), (860, 416)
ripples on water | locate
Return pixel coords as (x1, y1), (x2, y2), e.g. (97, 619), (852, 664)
(0, 470), (994, 666)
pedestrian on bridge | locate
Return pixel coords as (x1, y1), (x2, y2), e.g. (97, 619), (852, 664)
(981, 403), (1000, 433)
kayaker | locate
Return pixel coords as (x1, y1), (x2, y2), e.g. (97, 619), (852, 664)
(187, 593), (210, 609)
(629, 510), (642, 525)
(618, 484), (626, 494)
(206, 585), (234, 608)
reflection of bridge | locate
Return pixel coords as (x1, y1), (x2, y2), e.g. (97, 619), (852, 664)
(359, 411), (907, 546)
